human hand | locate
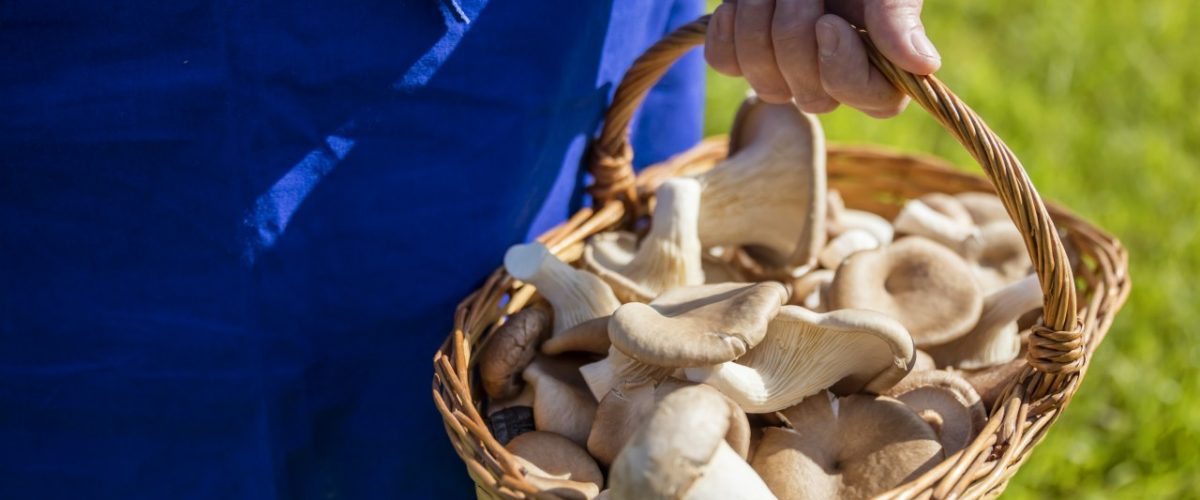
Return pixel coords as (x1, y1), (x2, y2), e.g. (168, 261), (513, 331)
(706, 0), (940, 118)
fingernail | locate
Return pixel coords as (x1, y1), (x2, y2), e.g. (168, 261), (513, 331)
(910, 29), (940, 62)
(714, 8), (734, 43)
(816, 20), (839, 59)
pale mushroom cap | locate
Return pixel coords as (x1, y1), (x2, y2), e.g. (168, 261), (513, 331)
(892, 199), (981, 253)
(955, 192), (1011, 226)
(693, 97), (826, 269)
(684, 306), (915, 413)
(788, 269), (835, 310)
(510, 456), (601, 500)
(830, 209), (894, 245)
(523, 355), (598, 446)
(542, 315), (611, 356)
(584, 178), (705, 302)
(970, 222), (1034, 293)
(955, 358), (1026, 410)
(927, 274), (1043, 370)
(609, 384), (774, 500)
(610, 282), (789, 367)
(755, 393), (943, 500)
(504, 242), (621, 338)
(587, 379), (657, 467)
(885, 370), (986, 455)
(481, 308), (551, 400)
(507, 431), (604, 489)
(828, 237), (983, 346)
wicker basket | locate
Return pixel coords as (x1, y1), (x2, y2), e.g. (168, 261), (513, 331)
(432, 16), (1130, 499)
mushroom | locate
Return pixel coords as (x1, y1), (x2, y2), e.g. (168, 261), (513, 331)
(480, 307), (550, 400)
(608, 383), (777, 500)
(818, 229), (881, 270)
(917, 193), (974, 226)
(690, 96), (826, 271)
(954, 357), (1027, 411)
(965, 221), (1034, 293)
(828, 237), (983, 347)
(927, 274), (1044, 370)
(505, 242), (621, 354)
(788, 269), (834, 311)
(506, 431), (604, 500)
(913, 350), (937, 372)
(702, 250), (748, 284)
(753, 392), (942, 500)
(955, 192), (1011, 225)
(609, 282), (789, 368)
(584, 178), (704, 302)
(683, 306), (914, 413)
(578, 347), (674, 402)
(587, 378), (752, 467)
(486, 385), (536, 445)
(892, 198), (981, 254)
(523, 355), (598, 446)
(825, 190), (894, 245)
(885, 370), (986, 455)
(542, 316), (611, 355)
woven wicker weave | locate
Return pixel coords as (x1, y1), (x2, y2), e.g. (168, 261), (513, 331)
(432, 16), (1130, 499)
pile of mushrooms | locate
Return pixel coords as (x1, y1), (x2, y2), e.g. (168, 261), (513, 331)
(479, 96), (1045, 499)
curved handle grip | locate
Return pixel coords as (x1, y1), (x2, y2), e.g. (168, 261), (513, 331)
(588, 15), (1083, 374)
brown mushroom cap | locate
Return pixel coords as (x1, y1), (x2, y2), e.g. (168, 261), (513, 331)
(542, 315), (611, 356)
(609, 282), (789, 367)
(481, 308), (551, 400)
(587, 379), (657, 467)
(828, 237), (983, 346)
(955, 358), (1027, 411)
(507, 431), (604, 488)
(523, 355), (598, 447)
(754, 393), (943, 500)
(885, 370), (986, 455)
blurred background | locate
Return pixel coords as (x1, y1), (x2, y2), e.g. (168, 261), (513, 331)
(703, 0), (1199, 497)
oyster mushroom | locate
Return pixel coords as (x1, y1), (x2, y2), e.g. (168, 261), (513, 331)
(523, 355), (598, 446)
(885, 370), (986, 455)
(752, 392), (943, 500)
(827, 191), (894, 246)
(480, 307), (550, 400)
(486, 385), (535, 445)
(966, 221), (1034, 293)
(955, 191), (1011, 226)
(584, 178), (705, 302)
(609, 384), (776, 499)
(818, 229), (881, 270)
(506, 431), (603, 500)
(609, 282), (789, 367)
(542, 316), (611, 356)
(927, 274), (1044, 370)
(683, 306), (915, 413)
(505, 242), (620, 354)
(587, 378), (751, 466)
(917, 193), (974, 226)
(828, 237), (983, 347)
(691, 96), (826, 271)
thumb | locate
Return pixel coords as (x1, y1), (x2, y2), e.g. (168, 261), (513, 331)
(863, 0), (940, 75)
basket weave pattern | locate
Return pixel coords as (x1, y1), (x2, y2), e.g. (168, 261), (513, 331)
(433, 16), (1130, 499)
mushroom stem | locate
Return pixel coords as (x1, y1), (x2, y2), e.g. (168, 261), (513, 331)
(686, 441), (775, 500)
(505, 242), (621, 337)
(927, 274), (1044, 369)
(579, 348), (674, 402)
(893, 199), (981, 252)
(624, 178), (705, 291)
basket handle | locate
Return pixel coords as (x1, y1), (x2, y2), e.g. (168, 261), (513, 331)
(588, 15), (1083, 375)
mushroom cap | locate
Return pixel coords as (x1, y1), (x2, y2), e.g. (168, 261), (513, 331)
(684, 306), (915, 413)
(481, 308), (551, 399)
(587, 379), (657, 466)
(579, 347), (675, 402)
(702, 251), (748, 284)
(892, 200), (981, 253)
(818, 229), (881, 270)
(913, 349), (937, 372)
(829, 208), (894, 245)
(970, 222), (1034, 293)
(788, 269), (835, 310)
(828, 237), (983, 346)
(542, 315), (611, 355)
(608, 383), (773, 499)
(486, 386), (536, 445)
(926, 274), (1042, 370)
(610, 282), (789, 368)
(693, 96), (826, 269)
(955, 358), (1026, 410)
(955, 192), (1011, 226)
(753, 393), (943, 500)
(507, 431), (604, 489)
(885, 370), (986, 455)
(523, 355), (598, 447)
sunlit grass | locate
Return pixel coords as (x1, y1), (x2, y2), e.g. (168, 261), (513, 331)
(702, 0), (1199, 496)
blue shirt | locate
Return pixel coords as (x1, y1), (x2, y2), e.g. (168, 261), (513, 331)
(0, 1), (704, 498)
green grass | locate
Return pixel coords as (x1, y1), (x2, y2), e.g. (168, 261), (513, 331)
(702, 1), (1200, 497)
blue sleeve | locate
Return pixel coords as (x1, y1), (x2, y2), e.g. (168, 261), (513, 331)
(0, 1), (705, 499)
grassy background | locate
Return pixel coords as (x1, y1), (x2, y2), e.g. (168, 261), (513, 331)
(702, 1), (1199, 497)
